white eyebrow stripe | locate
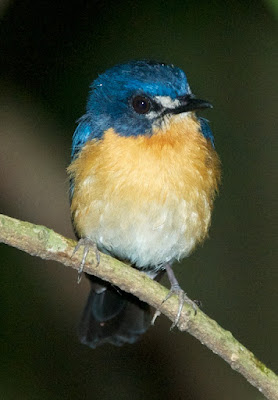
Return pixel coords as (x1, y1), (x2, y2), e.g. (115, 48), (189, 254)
(154, 96), (181, 109)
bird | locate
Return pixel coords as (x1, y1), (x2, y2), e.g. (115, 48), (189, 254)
(67, 60), (221, 348)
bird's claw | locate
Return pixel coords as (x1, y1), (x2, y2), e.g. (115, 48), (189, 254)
(151, 309), (161, 325)
(163, 284), (198, 330)
(71, 238), (100, 284)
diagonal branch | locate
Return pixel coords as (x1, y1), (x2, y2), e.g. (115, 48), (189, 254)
(0, 213), (277, 400)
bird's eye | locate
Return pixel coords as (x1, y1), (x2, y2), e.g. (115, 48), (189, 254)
(132, 96), (151, 114)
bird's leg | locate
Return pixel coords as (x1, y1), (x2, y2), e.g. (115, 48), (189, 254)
(71, 238), (100, 284)
(163, 263), (198, 329)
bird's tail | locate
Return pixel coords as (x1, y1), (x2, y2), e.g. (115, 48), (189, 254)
(78, 274), (152, 348)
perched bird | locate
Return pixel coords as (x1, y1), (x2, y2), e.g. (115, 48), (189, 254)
(68, 60), (221, 348)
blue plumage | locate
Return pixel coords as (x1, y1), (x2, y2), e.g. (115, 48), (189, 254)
(199, 117), (215, 147)
(71, 60), (214, 160)
(89, 60), (189, 102)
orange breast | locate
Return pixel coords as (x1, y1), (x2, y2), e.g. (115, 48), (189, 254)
(68, 114), (221, 268)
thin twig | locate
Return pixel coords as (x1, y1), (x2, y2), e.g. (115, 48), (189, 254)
(0, 213), (277, 400)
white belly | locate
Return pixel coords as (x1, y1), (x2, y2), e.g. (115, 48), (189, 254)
(82, 193), (211, 270)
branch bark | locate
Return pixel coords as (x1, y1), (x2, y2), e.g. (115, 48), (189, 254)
(0, 213), (277, 400)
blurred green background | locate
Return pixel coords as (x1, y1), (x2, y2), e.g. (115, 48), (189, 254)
(0, 1), (277, 399)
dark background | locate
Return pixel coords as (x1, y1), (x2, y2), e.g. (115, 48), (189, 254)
(0, 1), (277, 399)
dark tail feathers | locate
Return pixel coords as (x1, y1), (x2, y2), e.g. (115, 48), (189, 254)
(78, 274), (152, 348)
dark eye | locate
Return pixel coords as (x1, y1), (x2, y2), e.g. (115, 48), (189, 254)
(132, 95), (151, 114)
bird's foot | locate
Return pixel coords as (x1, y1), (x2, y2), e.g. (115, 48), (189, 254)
(163, 283), (198, 329)
(151, 284), (198, 327)
(164, 263), (198, 329)
(71, 238), (100, 284)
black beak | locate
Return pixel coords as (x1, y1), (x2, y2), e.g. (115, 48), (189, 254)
(164, 95), (213, 116)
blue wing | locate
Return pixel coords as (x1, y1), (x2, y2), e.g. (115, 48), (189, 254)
(198, 117), (215, 148)
(71, 112), (110, 160)
(71, 115), (94, 160)
(70, 116), (94, 204)
(70, 113), (107, 202)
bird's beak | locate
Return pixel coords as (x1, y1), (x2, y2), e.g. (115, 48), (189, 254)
(166, 95), (213, 115)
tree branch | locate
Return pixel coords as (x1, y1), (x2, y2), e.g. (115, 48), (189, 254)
(0, 213), (277, 400)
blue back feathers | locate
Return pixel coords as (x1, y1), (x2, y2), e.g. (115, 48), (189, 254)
(71, 60), (214, 159)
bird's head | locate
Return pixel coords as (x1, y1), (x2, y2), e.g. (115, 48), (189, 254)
(72, 60), (213, 158)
